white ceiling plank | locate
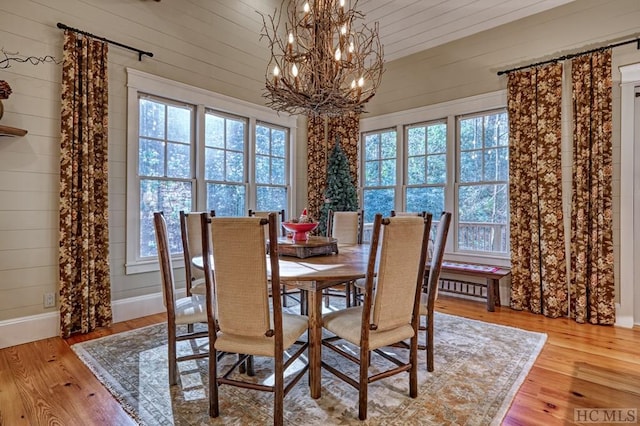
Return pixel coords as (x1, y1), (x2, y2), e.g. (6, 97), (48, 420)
(356, 0), (576, 61)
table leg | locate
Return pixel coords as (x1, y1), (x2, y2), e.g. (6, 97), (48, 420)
(307, 287), (322, 399)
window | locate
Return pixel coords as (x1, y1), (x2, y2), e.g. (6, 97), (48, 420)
(138, 96), (194, 257)
(359, 90), (509, 262)
(405, 121), (447, 217)
(362, 129), (397, 223)
(204, 110), (247, 217)
(457, 110), (509, 254)
(126, 69), (296, 274)
(255, 122), (288, 211)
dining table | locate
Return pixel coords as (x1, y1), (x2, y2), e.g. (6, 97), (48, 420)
(192, 237), (370, 399)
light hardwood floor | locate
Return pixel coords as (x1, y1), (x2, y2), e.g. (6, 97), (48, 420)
(1, 295), (639, 425)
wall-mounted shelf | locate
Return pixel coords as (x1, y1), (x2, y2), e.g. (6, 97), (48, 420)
(0, 124), (28, 137)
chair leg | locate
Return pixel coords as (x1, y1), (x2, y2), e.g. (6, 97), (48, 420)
(274, 353), (285, 426)
(358, 348), (370, 421)
(426, 317), (434, 372)
(345, 282), (352, 307)
(168, 324), (178, 386)
(209, 349), (219, 417)
(410, 336), (418, 398)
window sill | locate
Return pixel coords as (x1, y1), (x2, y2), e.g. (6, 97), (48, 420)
(125, 257), (185, 275)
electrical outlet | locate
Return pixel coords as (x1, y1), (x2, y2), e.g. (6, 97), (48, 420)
(43, 292), (56, 308)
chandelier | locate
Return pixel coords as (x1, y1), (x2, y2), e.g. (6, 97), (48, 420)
(260, 0), (384, 117)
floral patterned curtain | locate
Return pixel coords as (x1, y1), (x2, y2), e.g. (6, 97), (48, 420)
(59, 31), (112, 337)
(307, 115), (328, 223)
(306, 113), (360, 222)
(327, 112), (360, 189)
(507, 63), (568, 318)
(570, 51), (615, 324)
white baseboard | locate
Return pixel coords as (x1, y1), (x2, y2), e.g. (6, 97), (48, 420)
(0, 290), (179, 349)
(0, 312), (60, 349)
(615, 303), (635, 328)
(1, 291), (632, 349)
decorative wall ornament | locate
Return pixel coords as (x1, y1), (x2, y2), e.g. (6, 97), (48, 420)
(0, 48), (61, 69)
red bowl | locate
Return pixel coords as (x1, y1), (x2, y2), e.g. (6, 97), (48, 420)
(282, 222), (318, 241)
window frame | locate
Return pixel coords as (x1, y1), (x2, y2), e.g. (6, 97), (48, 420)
(455, 109), (510, 256)
(359, 90), (509, 266)
(253, 121), (290, 214)
(403, 119), (448, 219)
(361, 127), (399, 223)
(203, 108), (249, 217)
(126, 68), (297, 274)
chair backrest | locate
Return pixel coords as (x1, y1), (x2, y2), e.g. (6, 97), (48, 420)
(249, 209), (285, 237)
(180, 211), (214, 286)
(202, 214), (281, 338)
(327, 210), (364, 244)
(390, 210), (427, 218)
(153, 212), (176, 314)
(424, 212), (452, 309)
(361, 214), (432, 332)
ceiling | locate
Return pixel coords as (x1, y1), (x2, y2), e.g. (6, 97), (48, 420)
(357, 0), (576, 62)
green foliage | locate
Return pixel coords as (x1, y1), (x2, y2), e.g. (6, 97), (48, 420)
(318, 138), (358, 235)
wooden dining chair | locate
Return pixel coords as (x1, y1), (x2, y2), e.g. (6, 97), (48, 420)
(321, 213), (431, 420)
(248, 209), (285, 236)
(323, 209), (364, 307)
(419, 211), (451, 371)
(153, 212), (212, 386)
(390, 210), (427, 218)
(247, 208), (301, 309)
(179, 210), (215, 297)
(352, 212), (433, 307)
(201, 213), (309, 425)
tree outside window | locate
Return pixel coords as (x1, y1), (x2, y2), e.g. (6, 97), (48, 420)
(138, 96), (194, 257)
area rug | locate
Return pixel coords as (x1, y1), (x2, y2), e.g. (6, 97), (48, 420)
(71, 311), (546, 425)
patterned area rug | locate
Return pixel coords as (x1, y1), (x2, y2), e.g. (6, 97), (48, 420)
(71, 311), (546, 425)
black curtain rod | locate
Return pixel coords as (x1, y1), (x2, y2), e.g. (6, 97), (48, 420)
(57, 23), (153, 61)
(497, 37), (640, 76)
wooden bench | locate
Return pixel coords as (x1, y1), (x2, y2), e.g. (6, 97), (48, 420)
(428, 261), (511, 312)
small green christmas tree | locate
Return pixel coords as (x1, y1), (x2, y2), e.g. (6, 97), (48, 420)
(319, 137), (358, 235)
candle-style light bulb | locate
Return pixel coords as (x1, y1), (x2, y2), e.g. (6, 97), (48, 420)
(358, 76), (364, 87)
(303, 1), (310, 13)
(335, 48), (341, 61)
(292, 63), (299, 77)
(273, 65), (280, 77)
(288, 32), (294, 45)
(340, 0), (345, 7)
(349, 41), (354, 53)
(350, 79), (356, 89)
(341, 25), (347, 36)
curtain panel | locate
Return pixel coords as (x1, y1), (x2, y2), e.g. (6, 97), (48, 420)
(507, 63), (568, 318)
(59, 31), (112, 337)
(570, 51), (615, 324)
(306, 114), (360, 223)
(307, 115), (328, 223)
